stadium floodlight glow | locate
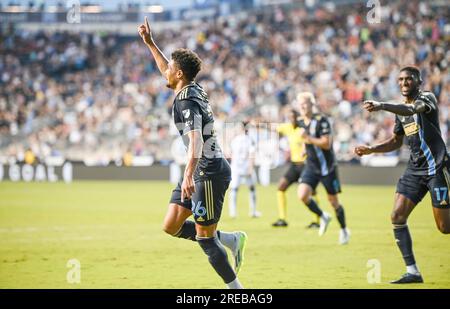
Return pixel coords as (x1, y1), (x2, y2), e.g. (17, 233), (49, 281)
(146, 5), (164, 13)
(81, 5), (102, 13)
(46, 6), (61, 13)
(2, 5), (25, 13)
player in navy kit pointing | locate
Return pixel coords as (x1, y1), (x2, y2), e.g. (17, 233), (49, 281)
(355, 66), (450, 284)
(138, 17), (247, 289)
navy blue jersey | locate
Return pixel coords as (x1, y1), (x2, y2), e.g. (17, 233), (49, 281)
(298, 114), (337, 176)
(393, 91), (448, 176)
(172, 82), (231, 181)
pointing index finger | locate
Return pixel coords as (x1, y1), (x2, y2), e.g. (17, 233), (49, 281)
(145, 16), (150, 32)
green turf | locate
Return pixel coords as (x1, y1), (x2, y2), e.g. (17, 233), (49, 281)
(0, 181), (448, 289)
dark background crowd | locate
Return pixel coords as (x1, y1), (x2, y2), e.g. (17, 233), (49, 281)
(0, 0), (448, 166)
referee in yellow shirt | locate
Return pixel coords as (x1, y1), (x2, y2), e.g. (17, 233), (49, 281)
(272, 109), (320, 228)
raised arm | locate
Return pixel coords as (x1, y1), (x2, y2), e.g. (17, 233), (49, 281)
(354, 134), (404, 156)
(362, 99), (429, 116)
(138, 16), (169, 76)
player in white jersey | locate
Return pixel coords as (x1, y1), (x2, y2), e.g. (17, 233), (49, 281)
(229, 122), (260, 218)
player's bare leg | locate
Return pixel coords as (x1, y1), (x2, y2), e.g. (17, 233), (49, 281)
(272, 177), (290, 227)
(298, 183), (330, 236)
(196, 224), (243, 289)
(248, 185), (259, 218)
(228, 174), (239, 218)
(163, 203), (247, 261)
(228, 186), (238, 218)
(248, 174), (260, 218)
(163, 203), (194, 239)
(390, 193), (423, 284)
(328, 194), (350, 244)
(432, 207), (450, 234)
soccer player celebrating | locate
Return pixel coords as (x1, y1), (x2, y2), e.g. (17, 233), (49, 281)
(355, 66), (450, 284)
(138, 17), (247, 288)
(272, 108), (320, 228)
(229, 121), (261, 218)
(297, 92), (350, 244)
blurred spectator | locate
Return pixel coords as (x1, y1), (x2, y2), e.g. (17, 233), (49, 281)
(0, 0), (448, 166)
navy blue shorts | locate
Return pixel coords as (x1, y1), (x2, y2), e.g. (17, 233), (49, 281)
(300, 166), (341, 195)
(396, 165), (450, 209)
(170, 178), (230, 226)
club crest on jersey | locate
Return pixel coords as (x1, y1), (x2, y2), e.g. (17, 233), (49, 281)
(182, 109), (190, 119)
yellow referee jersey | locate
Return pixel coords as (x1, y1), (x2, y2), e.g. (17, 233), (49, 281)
(277, 123), (307, 163)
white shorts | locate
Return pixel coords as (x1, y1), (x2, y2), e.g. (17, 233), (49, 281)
(230, 169), (257, 190)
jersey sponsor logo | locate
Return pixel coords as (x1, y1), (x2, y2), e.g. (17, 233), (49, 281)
(402, 122), (419, 136)
(182, 109), (191, 119)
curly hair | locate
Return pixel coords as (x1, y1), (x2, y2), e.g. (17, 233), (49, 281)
(171, 48), (202, 81)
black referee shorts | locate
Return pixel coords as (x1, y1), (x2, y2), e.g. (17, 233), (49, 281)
(283, 162), (305, 186)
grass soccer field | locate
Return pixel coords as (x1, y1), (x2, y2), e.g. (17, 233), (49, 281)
(0, 181), (449, 289)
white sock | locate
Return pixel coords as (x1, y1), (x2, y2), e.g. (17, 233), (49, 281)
(406, 264), (420, 275)
(226, 277), (243, 289)
(217, 231), (236, 251)
(249, 189), (256, 215)
(321, 212), (330, 220)
(229, 189), (237, 217)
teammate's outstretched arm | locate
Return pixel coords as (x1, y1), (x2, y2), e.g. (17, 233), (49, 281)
(138, 16), (169, 76)
(354, 134), (403, 156)
(362, 99), (429, 116)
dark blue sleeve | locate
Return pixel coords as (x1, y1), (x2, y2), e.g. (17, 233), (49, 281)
(393, 116), (405, 135)
(177, 99), (202, 135)
(317, 117), (331, 137)
(416, 92), (437, 113)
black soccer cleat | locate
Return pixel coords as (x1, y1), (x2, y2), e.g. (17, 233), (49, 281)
(306, 222), (320, 229)
(272, 219), (288, 227)
(390, 273), (424, 284)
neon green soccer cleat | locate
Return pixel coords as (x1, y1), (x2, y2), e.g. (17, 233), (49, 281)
(234, 231), (248, 275)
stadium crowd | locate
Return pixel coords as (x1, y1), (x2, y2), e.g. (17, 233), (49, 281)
(0, 0), (448, 166)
